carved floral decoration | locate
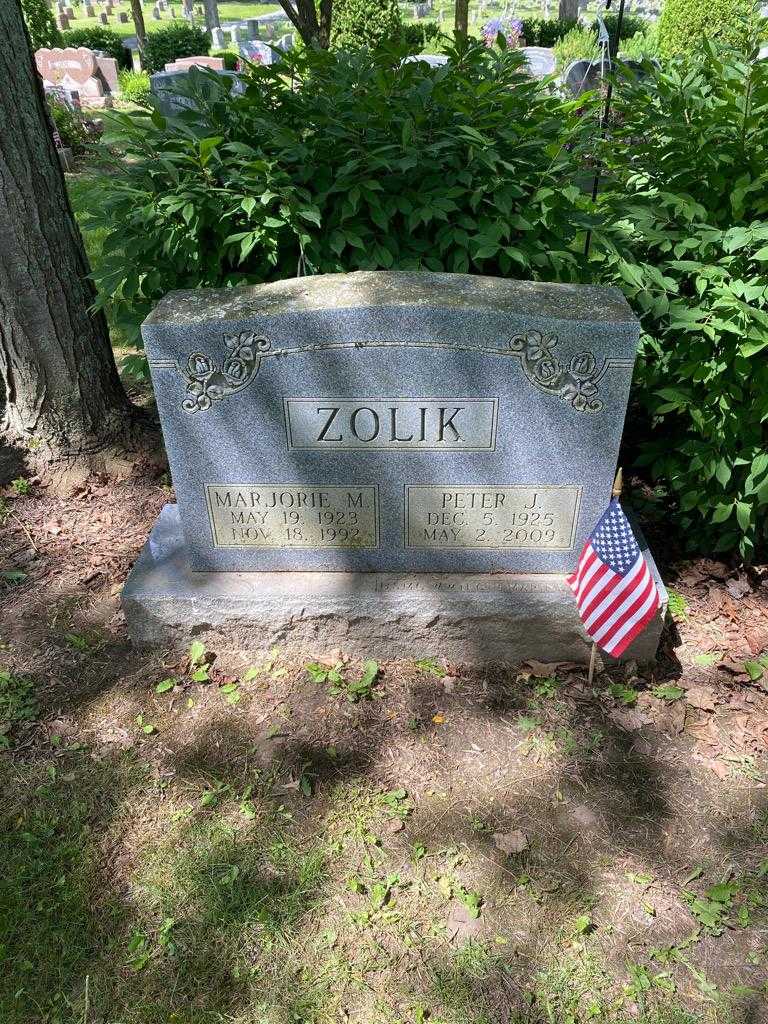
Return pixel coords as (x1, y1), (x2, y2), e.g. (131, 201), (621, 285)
(508, 331), (604, 413)
(181, 332), (271, 413)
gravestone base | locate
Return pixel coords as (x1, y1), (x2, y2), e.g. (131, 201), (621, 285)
(123, 505), (667, 665)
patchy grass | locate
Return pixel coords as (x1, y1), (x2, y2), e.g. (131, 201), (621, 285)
(1, 641), (767, 1022)
(1, 481), (768, 1023)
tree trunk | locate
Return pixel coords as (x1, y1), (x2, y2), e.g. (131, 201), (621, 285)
(130, 0), (147, 52)
(558, 0), (579, 20)
(0, 0), (135, 462)
(277, 0), (332, 48)
(202, 0), (220, 32)
(454, 0), (469, 39)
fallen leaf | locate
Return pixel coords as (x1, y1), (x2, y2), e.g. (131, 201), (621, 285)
(493, 830), (528, 855)
(432, 713), (446, 724)
(685, 687), (717, 712)
(441, 675), (458, 693)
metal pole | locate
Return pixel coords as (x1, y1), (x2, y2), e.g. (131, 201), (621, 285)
(582, 0), (627, 260)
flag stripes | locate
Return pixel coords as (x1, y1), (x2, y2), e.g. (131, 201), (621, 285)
(566, 499), (660, 658)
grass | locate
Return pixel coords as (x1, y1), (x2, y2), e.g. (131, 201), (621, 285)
(63, 0), (281, 41)
(2, 643), (766, 1023)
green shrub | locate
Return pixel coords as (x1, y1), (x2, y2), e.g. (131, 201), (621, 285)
(63, 26), (130, 68)
(21, 0), (61, 50)
(400, 20), (442, 52)
(47, 97), (92, 152)
(519, 17), (577, 46)
(118, 68), (151, 106)
(618, 24), (660, 60)
(211, 49), (239, 70)
(658, 0), (758, 57)
(598, 34), (768, 559)
(87, 43), (597, 343)
(599, 12), (650, 47)
(553, 26), (599, 71)
(331, 0), (402, 48)
(141, 23), (210, 74)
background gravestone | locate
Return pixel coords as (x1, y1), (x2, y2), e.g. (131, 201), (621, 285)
(521, 46), (556, 78)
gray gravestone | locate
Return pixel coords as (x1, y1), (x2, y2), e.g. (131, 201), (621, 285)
(140, 272), (640, 575)
(149, 68), (245, 115)
(125, 272), (665, 663)
(239, 39), (275, 64)
(563, 58), (602, 95)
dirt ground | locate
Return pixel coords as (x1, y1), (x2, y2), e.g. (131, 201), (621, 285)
(1, 447), (767, 1024)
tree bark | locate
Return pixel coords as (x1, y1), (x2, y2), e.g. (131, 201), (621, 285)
(558, 0), (579, 20)
(277, 0), (332, 48)
(130, 0), (147, 52)
(454, 0), (469, 39)
(0, 0), (135, 462)
(202, 0), (220, 32)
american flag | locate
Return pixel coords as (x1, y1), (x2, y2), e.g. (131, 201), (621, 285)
(567, 498), (660, 657)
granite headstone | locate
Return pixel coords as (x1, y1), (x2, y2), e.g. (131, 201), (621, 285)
(125, 272), (666, 663)
(141, 272), (640, 574)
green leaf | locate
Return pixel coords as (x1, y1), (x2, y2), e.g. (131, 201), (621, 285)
(155, 678), (175, 694)
(189, 641), (205, 666)
(744, 660), (765, 681)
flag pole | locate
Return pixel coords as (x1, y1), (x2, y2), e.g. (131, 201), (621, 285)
(588, 467), (624, 685)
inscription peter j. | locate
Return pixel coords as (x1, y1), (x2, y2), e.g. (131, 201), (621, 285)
(206, 484), (378, 548)
(406, 486), (581, 550)
(284, 398), (497, 451)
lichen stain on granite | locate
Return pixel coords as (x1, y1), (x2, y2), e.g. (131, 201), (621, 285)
(143, 271), (635, 327)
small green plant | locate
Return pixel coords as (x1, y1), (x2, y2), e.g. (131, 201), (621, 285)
(618, 24), (660, 60)
(667, 591), (688, 620)
(0, 669), (38, 747)
(653, 683), (684, 702)
(532, 675), (558, 699)
(380, 788), (413, 819)
(744, 656), (768, 682)
(682, 880), (739, 935)
(136, 714), (156, 735)
(218, 680), (241, 705)
(155, 677), (176, 694)
(333, 660), (380, 703)
(307, 659), (380, 702)
(10, 478), (31, 496)
(118, 69), (151, 107)
(455, 885), (483, 919)
(608, 682), (639, 705)
(414, 656), (443, 677)
(1, 570), (27, 587)
(187, 640), (210, 681)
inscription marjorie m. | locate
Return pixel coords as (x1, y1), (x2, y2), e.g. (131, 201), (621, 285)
(284, 398), (498, 451)
(206, 485), (378, 548)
